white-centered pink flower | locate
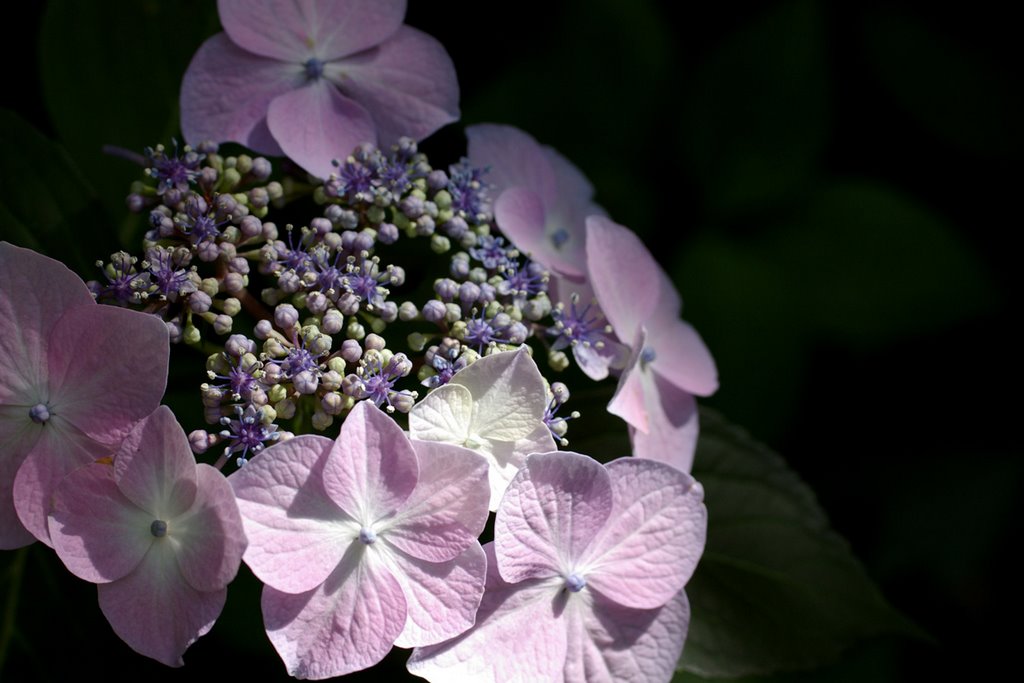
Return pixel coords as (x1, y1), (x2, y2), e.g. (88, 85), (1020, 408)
(229, 400), (491, 679)
(48, 406), (247, 666)
(408, 348), (556, 510)
(408, 451), (707, 683)
(586, 216), (719, 471)
(0, 241), (169, 548)
(181, 0), (459, 179)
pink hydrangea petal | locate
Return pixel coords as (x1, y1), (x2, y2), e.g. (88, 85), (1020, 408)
(98, 539), (226, 667)
(0, 242), (93, 402)
(0, 412), (41, 549)
(262, 549), (407, 678)
(586, 216), (667, 342)
(113, 406), (197, 519)
(607, 350), (651, 434)
(542, 145), (597, 213)
(564, 588), (690, 683)
(384, 440), (489, 562)
(389, 542), (487, 648)
(629, 377), (700, 471)
(180, 33), (301, 155)
(48, 461), (152, 583)
(229, 434), (352, 594)
(407, 544), (568, 683)
(647, 318), (719, 397)
(327, 25), (459, 146)
(218, 0), (405, 62)
(266, 80), (377, 179)
(322, 401), (418, 524)
(47, 305), (168, 446)
(583, 459), (706, 610)
(494, 187), (550, 259)
(14, 422), (112, 546)
(495, 452), (613, 583)
(173, 464), (246, 593)
(454, 348), (548, 443)
(483, 423), (558, 513)
(465, 124), (558, 206)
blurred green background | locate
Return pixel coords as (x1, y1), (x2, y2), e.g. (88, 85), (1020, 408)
(1, 0), (1018, 680)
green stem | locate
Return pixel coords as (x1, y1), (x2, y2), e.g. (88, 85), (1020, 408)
(0, 547), (28, 674)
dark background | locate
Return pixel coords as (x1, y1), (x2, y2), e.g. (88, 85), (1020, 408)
(1, 0), (1018, 680)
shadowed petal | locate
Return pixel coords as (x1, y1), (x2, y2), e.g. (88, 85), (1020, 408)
(113, 406), (197, 520)
(0, 412), (41, 549)
(466, 124), (557, 206)
(173, 464), (247, 592)
(648, 318), (719, 397)
(484, 424), (557, 513)
(629, 378), (700, 471)
(98, 540), (226, 667)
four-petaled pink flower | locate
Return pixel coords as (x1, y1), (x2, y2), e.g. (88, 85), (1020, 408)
(181, 0), (460, 179)
(48, 406), (247, 666)
(230, 400), (491, 679)
(586, 216), (718, 471)
(0, 241), (169, 548)
(408, 451), (707, 683)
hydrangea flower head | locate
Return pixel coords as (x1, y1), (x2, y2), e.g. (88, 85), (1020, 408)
(0, 241), (169, 548)
(181, 0), (459, 178)
(408, 348), (556, 510)
(47, 406), (247, 666)
(586, 216), (718, 470)
(408, 451), (707, 683)
(229, 401), (490, 679)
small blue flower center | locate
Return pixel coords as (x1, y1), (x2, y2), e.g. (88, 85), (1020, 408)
(550, 228), (570, 249)
(29, 403), (51, 424)
(359, 527), (377, 545)
(304, 58), (325, 81)
(150, 520), (168, 537)
(640, 346), (657, 367)
(565, 573), (586, 593)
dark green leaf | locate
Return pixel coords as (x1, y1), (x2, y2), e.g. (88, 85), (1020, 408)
(680, 410), (922, 678)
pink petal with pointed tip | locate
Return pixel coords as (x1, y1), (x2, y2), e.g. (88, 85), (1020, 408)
(0, 242), (93, 403)
(47, 305), (168, 446)
(230, 434), (351, 594)
(607, 353), (650, 434)
(113, 406), (197, 519)
(586, 216), (667, 341)
(390, 542), (487, 648)
(465, 124), (557, 205)
(328, 25), (459, 146)
(180, 33), (301, 154)
(14, 423), (112, 545)
(266, 80), (377, 179)
(48, 461), (152, 583)
(173, 464), (246, 592)
(629, 380), (700, 471)
(583, 459), (706, 609)
(564, 588), (690, 683)
(218, 0), (405, 62)
(0, 412), (41, 549)
(407, 544), (568, 683)
(648, 319), (719, 397)
(385, 440), (489, 562)
(98, 540), (226, 667)
(322, 401), (418, 524)
(454, 348), (548, 442)
(262, 549), (406, 679)
(495, 452), (613, 583)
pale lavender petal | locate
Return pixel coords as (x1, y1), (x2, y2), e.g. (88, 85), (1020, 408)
(564, 588), (690, 683)
(629, 379), (700, 472)
(173, 464), (246, 592)
(484, 424), (558, 512)
(47, 305), (168, 446)
(230, 434), (352, 594)
(331, 26), (459, 146)
(465, 124), (557, 205)
(13, 423), (112, 546)
(385, 440), (489, 562)
(648, 318), (719, 397)
(495, 452), (613, 583)
(180, 33), (301, 154)
(0, 412), (41, 549)
(583, 459), (706, 609)
(454, 348), (548, 443)
(493, 187), (551, 263)
(0, 241), (93, 404)
(262, 548), (406, 679)
(266, 80), (377, 179)
(389, 542), (487, 648)
(606, 357), (650, 434)
(408, 382), (473, 445)
(98, 540), (226, 667)
(586, 216), (664, 342)
(322, 401), (418, 524)
(542, 145), (596, 212)
(113, 406), (197, 519)
(218, 0), (405, 62)
(48, 461), (152, 583)
(407, 544), (568, 683)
